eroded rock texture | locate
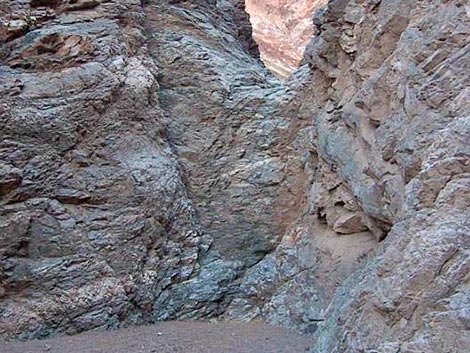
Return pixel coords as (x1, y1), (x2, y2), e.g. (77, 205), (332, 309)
(0, 0), (299, 338)
(0, 0), (469, 352)
(0, 0), (211, 338)
(246, 0), (327, 77)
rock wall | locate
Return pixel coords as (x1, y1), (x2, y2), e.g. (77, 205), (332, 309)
(0, 0), (265, 338)
(0, 0), (305, 338)
(297, 1), (470, 351)
(1, 0), (469, 352)
(0, 0), (209, 338)
(230, 2), (470, 352)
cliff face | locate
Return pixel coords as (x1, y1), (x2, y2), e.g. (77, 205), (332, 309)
(299, 1), (470, 351)
(0, 0), (208, 338)
(0, 0), (301, 338)
(246, 0), (327, 77)
(227, 6), (470, 352)
(1, 0), (469, 352)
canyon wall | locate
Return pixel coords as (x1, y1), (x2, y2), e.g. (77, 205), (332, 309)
(1, 0), (469, 352)
(0, 0), (303, 338)
(0, 0), (209, 338)
(299, 1), (470, 351)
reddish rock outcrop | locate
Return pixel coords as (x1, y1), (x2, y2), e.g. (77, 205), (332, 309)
(246, 0), (327, 77)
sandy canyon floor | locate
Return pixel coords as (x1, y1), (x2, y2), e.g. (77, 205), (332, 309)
(0, 321), (313, 353)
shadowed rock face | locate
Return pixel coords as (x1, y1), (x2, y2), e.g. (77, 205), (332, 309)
(0, 0), (298, 338)
(1, 1), (469, 352)
(246, 0), (327, 77)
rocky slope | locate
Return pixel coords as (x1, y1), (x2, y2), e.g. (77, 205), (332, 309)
(246, 0), (327, 77)
(1, 0), (469, 352)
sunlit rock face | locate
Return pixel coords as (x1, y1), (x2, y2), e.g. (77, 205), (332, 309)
(246, 0), (327, 78)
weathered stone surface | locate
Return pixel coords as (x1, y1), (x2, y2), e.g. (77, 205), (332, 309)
(228, 1), (470, 351)
(0, 0), (294, 339)
(0, 163), (22, 195)
(0, 0), (214, 339)
(292, 1), (470, 351)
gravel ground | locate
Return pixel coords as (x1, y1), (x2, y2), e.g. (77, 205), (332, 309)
(0, 321), (314, 353)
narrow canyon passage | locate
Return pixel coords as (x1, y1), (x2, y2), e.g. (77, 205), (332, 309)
(141, 0), (378, 333)
(0, 1), (469, 353)
(245, 0), (328, 78)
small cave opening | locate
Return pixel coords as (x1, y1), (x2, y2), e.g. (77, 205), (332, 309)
(245, 0), (327, 79)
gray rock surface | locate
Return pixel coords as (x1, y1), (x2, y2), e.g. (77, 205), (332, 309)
(0, 0), (214, 338)
(0, 0), (469, 352)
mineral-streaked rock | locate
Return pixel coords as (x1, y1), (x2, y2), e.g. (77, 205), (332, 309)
(0, 0), (217, 338)
(0, 0), (290, 338)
